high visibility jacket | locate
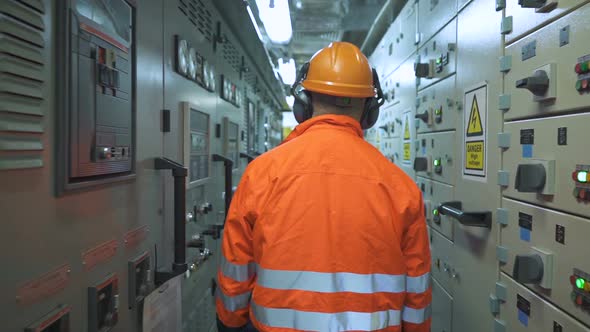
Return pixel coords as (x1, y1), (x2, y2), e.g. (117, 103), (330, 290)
(216, 115), (432, 332)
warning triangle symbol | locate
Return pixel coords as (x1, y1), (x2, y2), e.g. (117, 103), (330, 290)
(467, 95), (483, 137)
(404, 116), (411, 140)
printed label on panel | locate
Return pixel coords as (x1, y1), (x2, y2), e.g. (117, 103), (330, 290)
(463, 83), (487, 180)
(403, 112), (412, 164)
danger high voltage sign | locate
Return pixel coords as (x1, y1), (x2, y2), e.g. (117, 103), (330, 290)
(463, 84), (487, 179)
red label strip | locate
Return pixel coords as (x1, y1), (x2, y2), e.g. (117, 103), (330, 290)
(80, 23), (129, 53)
(82, 239), (118, 271)
(17, 264), (71, 306)
(124, 225), (149, 249)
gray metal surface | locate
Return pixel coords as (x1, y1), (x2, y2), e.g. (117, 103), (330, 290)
(0, 0), (283, 331)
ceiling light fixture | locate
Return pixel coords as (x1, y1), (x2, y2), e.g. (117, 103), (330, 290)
(246, 4), (264, 42)
(255, 0), (292, 44)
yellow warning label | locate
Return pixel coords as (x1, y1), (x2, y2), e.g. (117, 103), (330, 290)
(465, 141), (484, 170)
(404, 116), (411, 140)
(466, 95), (483, 137)
(403, 142), (411, 161)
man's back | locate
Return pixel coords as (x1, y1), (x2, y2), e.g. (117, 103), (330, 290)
(216, 115), (432, 332)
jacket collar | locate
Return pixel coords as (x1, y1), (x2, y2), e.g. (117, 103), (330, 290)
(282, 114), (363, 145)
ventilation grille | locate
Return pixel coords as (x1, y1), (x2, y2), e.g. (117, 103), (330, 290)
(178, 0), (213, 42)
(222, 35), (241, 73)
(0, 0), (46, 170)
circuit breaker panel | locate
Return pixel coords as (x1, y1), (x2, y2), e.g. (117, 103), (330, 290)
(57, 0), (135, 192)
(368, 0), (590, 330)
(0, 0), (285, 331)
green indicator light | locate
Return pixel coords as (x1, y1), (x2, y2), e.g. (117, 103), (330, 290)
(578, 171), (588, 183)
(436, 58), (442, 64)
(435, 108), (442, 115)
(433, 209), (439, 216)
(577, 278), (585, 289)
(434, 159), (441, 166)
(582, 62), (589, 72)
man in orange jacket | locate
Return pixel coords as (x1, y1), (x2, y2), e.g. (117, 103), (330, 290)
(216, 42), (431, 332)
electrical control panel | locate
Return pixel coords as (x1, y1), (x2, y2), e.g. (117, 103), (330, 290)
(416, 75), (459, 133)
(496, 273), (590, 331)
(368, 0), (590, 331)
(430, 226), (455, 294)
(418, 0), (458, 46)
(182, 102), (211, 186)
(57, 0), (135, 191)
(418, 176), (455, 240)
(502, 113), (590, 218)
(415, 18), (457, 90)
(391, 0), (419, 71)
(414, 131), (456, 184)
(371, 25), (400, 79)
(500, 198), (590, 325)
(223, 117), (240, 170)
(2, 0), (286, 331)
(504, 6), (590, 120)
(431, 277), (453, 332)
(128, 252), (150, 311)
(503, 0), (587, 43)
(391, 59), (418, 109)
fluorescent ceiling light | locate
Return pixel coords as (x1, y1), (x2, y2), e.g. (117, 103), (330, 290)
(278, 58), (296, 85)
(255, 0), (292, 44)
(247, 4), (264, 42)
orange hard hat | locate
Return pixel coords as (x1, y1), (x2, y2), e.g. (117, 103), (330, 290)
(301, 42), (375, 98)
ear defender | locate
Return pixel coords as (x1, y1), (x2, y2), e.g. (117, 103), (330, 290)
(291, 62), (313, 124)
(359, 69), (385, 130)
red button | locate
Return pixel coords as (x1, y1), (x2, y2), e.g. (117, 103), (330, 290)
(584, 80), (590, 90)
(576, 63), (583, 74)
(577, 295), (583, 306)
(572, 275), (578, 285)
(573, 171), (580, 181)
(580, 189), (587, 200)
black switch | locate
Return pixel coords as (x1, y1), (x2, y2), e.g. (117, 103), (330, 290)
(415, 111), (429, 124)
(516, 70), (549, 96)
(518, 0), (546, 8)
(187, 238), (205, 249)
(513, 254), (544, 284)
(515, 163), (546, 192)
(415, 63), (430, 78)
(414, 157), (429, 172)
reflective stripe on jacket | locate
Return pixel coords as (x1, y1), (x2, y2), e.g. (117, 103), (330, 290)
(216, 115), (432, 332)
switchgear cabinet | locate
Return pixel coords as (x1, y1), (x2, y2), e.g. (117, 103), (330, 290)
(56, 0), (136, 193)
